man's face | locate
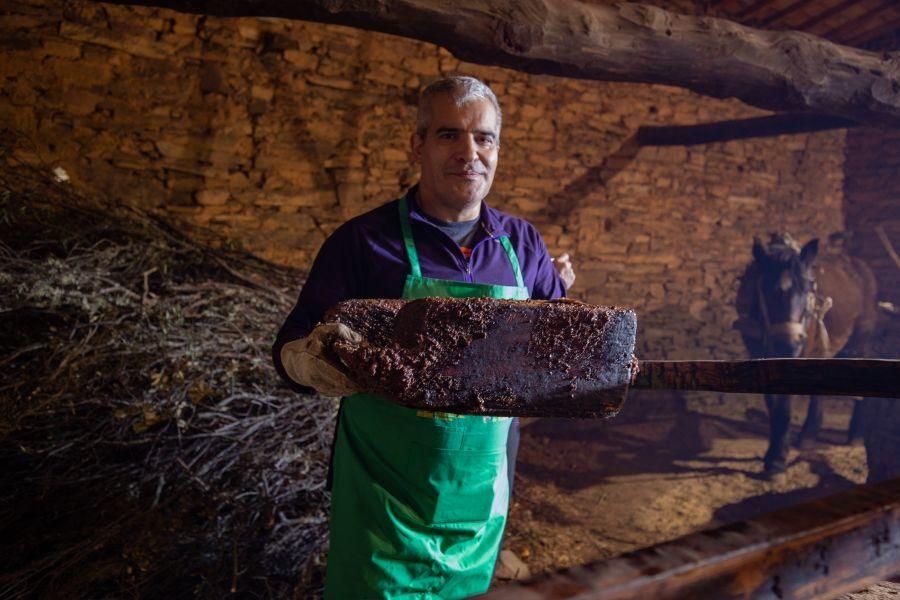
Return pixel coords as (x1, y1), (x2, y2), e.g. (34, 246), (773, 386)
(411, 94), (499, 217)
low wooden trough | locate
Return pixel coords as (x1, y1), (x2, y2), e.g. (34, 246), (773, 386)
(481, 476), (900, 600)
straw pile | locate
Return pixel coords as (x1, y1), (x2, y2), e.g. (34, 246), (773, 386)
(0, 155), (334, 598)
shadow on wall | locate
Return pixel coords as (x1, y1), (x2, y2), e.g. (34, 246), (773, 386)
(547, 134), (640, 225)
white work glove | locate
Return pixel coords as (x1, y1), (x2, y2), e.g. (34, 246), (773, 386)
(281, 323), (363, 397)
(553, 253), (576, 290)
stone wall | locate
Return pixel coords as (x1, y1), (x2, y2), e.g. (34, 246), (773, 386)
(1, 0), (848, 361)
(843, 126), (900, 358)
(843, 31), (900, 360)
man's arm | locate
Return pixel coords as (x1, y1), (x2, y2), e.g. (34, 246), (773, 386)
(526, 223), (569, 301)
(272, 223), (364, 392)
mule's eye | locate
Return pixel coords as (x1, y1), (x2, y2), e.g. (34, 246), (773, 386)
(779, 271), (792, 291)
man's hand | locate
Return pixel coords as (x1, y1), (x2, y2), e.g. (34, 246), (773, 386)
(553, 253), (576, 290)
(281, 323), (362, 397)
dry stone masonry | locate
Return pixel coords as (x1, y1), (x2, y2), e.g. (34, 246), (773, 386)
(1, 0), (848, 365)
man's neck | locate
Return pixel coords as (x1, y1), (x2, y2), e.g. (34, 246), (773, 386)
(415, 188), (481, 223)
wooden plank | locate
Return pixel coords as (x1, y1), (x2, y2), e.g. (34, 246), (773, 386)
(842, 13), (900, 48)
(635, 358), (900, 398)
(758, 0), (812, 27)
(92, 0), (900, 127)
(823, 5), (900, 42)
(795, 0), (882, 34)
(735, 0), (774, 19)
(482, 476), (900, 600)
(635, 113), (855, 147)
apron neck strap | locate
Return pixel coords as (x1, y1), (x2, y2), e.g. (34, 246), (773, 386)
(498, 236), (525, 288)
(399, 194), (526, 288)
(398, 196), (422, 279)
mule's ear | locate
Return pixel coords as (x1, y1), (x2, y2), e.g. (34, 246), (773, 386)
(800, 238), (819, 268)
(752, 237), (767, 264)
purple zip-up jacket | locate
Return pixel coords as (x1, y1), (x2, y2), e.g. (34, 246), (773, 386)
(272, 186), (567, 390)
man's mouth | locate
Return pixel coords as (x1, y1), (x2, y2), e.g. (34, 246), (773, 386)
(450, 171), (484, 180)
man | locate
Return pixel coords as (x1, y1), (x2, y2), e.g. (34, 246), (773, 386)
(273, 76), (574, 598)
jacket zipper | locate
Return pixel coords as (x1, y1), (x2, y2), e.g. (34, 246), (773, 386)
(411, 216), (498, 284)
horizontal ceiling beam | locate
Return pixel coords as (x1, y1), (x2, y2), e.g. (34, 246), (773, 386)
(758, 0), (811, 27)
(94, 0), (900, 127)
(843, 13), (900, 47)
(795, 0), (868, 34)
(636, 112), (856, 146)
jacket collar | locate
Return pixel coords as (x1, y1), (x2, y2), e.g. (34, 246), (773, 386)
(404, 185), (511, 238)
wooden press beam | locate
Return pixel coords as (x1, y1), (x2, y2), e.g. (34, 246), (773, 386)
(635, 113), (856, 146)
(483, 476), (900, 600)
(93, 0), (900, 127)
(635, 358), (900, 398)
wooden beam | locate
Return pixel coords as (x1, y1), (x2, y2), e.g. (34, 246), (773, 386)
(704, 0), (732, 10)
(734, 0), (774, 20)
(758, 0), (813, 27)
(842, 13), (900, 48)
(93, 0), (900, 128)
(634, 358), (900, 398)
(635, 113), (856, 146)
(822, 4), (900, 43)
(794, 0), (876, 34)
(484, 476), (900, 600)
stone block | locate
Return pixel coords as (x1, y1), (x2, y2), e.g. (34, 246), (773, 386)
(382, 148), (408, 162)
(284, 49), (318, 70)
(59, 20), (169, 60)
(251, 85), (274, 101)
(305, 73), (354, 90)
(41, 39), (82, 59)
(166, 173), (204, 192)
(402, 55), (438, 76)
(195, 189), (230, 206)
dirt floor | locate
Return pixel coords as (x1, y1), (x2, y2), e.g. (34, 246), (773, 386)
(499, 390), (896, 598)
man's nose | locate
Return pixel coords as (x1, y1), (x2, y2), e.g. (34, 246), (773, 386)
(455, 134), (478, 161)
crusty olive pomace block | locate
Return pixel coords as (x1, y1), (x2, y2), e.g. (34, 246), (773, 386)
(322, 298), (638, 418)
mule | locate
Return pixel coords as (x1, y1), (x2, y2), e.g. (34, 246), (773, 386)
(734, 233), (878, 475)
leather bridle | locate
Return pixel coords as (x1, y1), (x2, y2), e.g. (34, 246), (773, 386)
(755, 280), (833, 357)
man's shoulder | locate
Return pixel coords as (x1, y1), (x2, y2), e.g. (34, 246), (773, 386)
(331, 197), (401, 238)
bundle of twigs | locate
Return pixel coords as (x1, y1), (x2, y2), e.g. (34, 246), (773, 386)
(0, 155), (334, 598)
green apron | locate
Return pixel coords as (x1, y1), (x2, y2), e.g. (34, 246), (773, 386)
(324, 196), (530, 599)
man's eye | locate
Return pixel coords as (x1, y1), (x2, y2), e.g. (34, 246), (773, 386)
(477, 136), (495, 146)
(438, 132), (456, 140)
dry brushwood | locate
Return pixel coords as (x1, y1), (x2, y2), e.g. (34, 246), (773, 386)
(0, 151), (333, 598)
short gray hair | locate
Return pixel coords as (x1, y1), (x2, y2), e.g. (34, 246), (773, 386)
(415, 76), (502, 140)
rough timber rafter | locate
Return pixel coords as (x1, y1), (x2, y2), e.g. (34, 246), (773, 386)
(97, 0), (900, 127)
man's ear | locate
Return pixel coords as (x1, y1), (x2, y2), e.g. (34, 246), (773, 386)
(410, 132), (423, 160)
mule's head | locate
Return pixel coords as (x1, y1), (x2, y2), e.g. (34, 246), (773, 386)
(751, 233), (819, 358)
